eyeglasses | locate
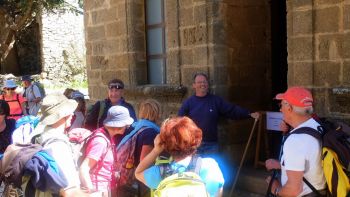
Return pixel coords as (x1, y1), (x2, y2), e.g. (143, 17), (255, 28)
(108, 83), (124, 90)
(195, 81), (208, 84)
(4, 87), (16, 91)
(278, 101), (291, 109)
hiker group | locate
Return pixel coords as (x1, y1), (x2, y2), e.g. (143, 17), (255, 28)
(0, 73), (349, 197)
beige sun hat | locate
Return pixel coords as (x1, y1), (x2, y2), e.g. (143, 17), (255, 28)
(40, 93), (78, 125)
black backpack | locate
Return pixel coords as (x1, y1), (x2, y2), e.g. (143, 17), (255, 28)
(287, 119), (350, 196)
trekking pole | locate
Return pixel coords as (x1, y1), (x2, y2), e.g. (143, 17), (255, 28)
(229, 118), (259, 197)
(265, 169), (278, 197)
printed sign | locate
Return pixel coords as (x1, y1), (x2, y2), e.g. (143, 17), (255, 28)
(266, 112), (284, 131)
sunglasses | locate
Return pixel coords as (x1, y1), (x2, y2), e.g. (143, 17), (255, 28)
(4, 87), (16, 91)
(108, 83), (124, 90)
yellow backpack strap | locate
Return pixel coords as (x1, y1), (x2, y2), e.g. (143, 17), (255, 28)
(150, 156), (173, 196)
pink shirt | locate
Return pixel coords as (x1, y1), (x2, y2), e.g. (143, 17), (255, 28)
(85, 128), (115, 191)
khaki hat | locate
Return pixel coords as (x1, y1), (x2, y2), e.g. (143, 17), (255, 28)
(40, 93), (78, 125)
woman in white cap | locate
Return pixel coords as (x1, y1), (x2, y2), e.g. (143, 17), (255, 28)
(0, 79), (27, 120)
(79, 105), (134, 197)
(29, 93), (87, 197)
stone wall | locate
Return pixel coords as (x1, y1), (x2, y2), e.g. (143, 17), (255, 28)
(40, 2), (86, 86)
(84, 0), (271, 164)
(287, 0), (350, 120)
(217, 0), (271, 162)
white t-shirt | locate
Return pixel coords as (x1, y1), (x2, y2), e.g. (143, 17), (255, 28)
(281, 118), (326, 196)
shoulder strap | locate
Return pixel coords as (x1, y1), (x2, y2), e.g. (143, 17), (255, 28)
(289, 128), (323, 195)
(30, 84), (37, 99)
(303, 177), (321, 196)
(117, 126), (149, 150)
(87, 130), (111, 161)
(288, 127), (322, 141)
(97, 101), (105, 128)
(187, 155), (202, 175)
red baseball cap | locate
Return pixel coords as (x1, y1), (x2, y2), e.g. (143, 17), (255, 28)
(275, 87), (313, 107)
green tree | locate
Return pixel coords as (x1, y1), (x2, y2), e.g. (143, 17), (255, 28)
(0, 0), (68, 67)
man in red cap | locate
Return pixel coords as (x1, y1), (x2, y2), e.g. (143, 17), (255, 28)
(265, 86), (326, 196)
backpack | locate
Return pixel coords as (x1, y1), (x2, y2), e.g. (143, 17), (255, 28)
(75, 129), (110, 169)
(288, 120), (350, 196)
(12, 115), (40, 144)
(153, 155), (209, 197)
(114, 127), (148, 196)
(31, 81), (46, 99)
(0, 142), (68, 195)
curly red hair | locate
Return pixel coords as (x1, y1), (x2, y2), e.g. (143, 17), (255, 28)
(159, 117), (202, 159)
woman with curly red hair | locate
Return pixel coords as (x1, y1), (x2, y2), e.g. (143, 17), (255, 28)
(135, 116), (224, 197)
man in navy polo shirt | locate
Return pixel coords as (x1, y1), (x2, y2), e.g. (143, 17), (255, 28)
(178, 72), (259, 155)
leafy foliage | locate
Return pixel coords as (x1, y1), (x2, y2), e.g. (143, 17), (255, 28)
(0, 0), (66, 66)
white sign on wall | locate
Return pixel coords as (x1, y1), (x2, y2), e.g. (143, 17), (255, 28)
(266, 112), (284, 131)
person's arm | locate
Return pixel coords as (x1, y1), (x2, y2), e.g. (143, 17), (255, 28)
(128, 105), (137, 122)
(216, 188), (223, 197)
(216, 96), (252, 120)
(32, 85), (42, 103)
(270, 170), (303, 197)
(178, 99), (189, 116)
(79, 157), (98, 192)
(20, 101), (28, 116)
(138, 128), (158, 161)
(60, 187), (90, 197)
(135, 134), (164, 184)
(140, 145), (154, 161)
(265, 159), (281, 170)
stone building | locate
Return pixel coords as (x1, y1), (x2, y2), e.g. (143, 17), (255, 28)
(84, 0), (350, 163)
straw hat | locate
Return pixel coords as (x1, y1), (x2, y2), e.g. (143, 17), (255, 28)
(40, 93), (78, 125)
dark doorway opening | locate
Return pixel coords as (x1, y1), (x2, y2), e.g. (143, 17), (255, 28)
(269, 0), (288, 159)
(271, 0), (288, 104)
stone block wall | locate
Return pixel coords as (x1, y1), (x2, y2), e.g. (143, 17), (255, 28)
(215, 0), (271, 163)
(84, 0), (271, 164)
(40, 3), (85, 86)
(287, 0), (350, 120)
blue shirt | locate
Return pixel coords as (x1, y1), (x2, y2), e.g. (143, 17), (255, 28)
(144, 157), (225, 197)
(178, 93), (251, 142)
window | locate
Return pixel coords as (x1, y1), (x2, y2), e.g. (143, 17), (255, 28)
(146, 0), (166, 84)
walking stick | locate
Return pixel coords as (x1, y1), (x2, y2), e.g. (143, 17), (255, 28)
(229, 118), (259, 197)
(265, 169), (278, 197)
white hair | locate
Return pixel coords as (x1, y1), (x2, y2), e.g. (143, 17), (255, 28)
(292, 105), (314, 115)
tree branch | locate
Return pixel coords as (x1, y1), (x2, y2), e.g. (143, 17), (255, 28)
(0, 0), (35, 62)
